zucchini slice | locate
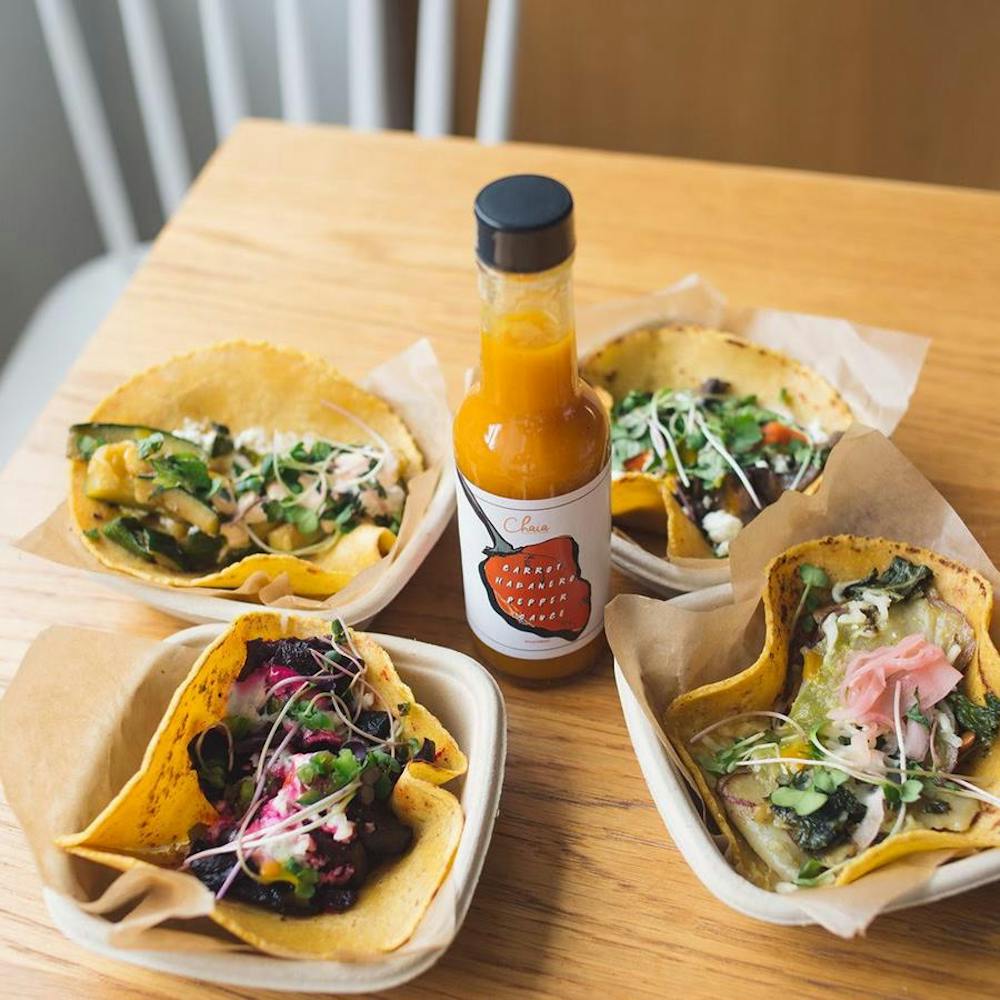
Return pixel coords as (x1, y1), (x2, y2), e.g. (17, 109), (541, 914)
(68, 424), (207, 462)
(155, 488), (220, 536)
(102, 517), (185, 572)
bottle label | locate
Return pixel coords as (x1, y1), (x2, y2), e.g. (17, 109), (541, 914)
(455, 463), (611, 660)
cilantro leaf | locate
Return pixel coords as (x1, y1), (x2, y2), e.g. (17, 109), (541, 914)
(793, 564), (831, 628)
(150, 453), (212, 495)
(799, 564), (830, 589)
(725, 413), (763, 454)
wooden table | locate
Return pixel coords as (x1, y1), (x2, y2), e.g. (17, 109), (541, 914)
(2, 120), (1000, 999)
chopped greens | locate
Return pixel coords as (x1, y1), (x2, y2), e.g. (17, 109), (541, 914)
(793, 858), (832, 886)
(946, 691), (1000, 749)
(770, 770), (866, 852)
(150, 453), (212, 495)
(609, 381), (836, 557)
(72, 419), (408, 572)
(882, 778), (923, 806)
(698, 732), (765, 776)
(842, 557), (931, 602)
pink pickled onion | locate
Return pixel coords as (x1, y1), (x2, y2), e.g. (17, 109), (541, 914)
(830, 633), (961, 729)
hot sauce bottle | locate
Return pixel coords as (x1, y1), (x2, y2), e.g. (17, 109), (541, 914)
(454, 175), (611, 681)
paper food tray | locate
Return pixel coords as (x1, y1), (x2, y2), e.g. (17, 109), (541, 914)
(46, 624), (506, 993)
(614, 584), (1000, 926)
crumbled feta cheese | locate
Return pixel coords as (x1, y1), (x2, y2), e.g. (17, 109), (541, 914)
(253, 829), (314, 864)
(173, 417), (217, 451)
(805, 419), (829, 446)
(321, 804), (356, 843)
(858, 588), (893, 629)
(832, 588), (892, 639)
(233, 427), (306, 455)
(836, 602), (870, 630)
(771, 453), (790, 475)
(701, 509), (743, 557)
(821, 612), (840, 657)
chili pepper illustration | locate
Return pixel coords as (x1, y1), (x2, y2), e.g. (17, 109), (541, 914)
(458, 473), (592, 640)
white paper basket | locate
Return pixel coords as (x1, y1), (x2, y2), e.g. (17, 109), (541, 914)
(46, 624), (506, 992)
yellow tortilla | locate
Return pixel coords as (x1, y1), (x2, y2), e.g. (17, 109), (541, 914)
(69, 341), (422, 597)
(665, 536), (1000, 888)
(59, 612), (466, 958)
(580, 325), (854, 559)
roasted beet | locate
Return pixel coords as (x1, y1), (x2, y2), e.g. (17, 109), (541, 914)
(312, 834), (369, 886)
(315, 886), (358, 913)
(357, 801), (414, 857)
(342, 739), (369, 761)
(227, 878), (316, 915)
(238, 637), (333, 679)
(187, 725), (233, 801)
(187, 632), (423, 920)
(292, 728), (345, 753)
(238, 638), (273, 679)
(414, 738), (436, 762)
(188, 853), (323, 916)
(356, 710), (391, 741)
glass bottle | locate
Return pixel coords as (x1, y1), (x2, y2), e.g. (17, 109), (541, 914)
(453, 175), (610, 681)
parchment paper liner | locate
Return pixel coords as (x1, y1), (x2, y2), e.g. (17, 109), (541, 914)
(606, 425), (1000, 936)
(577, 275), (930, 589)
(0, 627), (457, 960)
(13, 339), (451, 613)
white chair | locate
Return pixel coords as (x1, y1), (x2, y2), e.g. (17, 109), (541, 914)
(0, 0), (520, 468)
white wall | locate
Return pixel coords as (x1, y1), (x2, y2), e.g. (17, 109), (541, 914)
(0, 0), (413, 371)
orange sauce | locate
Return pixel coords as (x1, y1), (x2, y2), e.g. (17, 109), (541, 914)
(454, 268), (609, 680)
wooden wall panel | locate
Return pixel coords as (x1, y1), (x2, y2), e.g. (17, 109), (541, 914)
(455, 0), (1000, 190)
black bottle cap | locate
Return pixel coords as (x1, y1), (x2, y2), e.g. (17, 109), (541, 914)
(474, 174), (575, 273)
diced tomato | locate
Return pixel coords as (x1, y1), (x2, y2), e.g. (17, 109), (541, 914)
(624, 449), (652, 472)
(761, 421), (807, 446)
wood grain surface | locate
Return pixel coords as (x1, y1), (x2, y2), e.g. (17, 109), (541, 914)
(2, 121), (1000, 999)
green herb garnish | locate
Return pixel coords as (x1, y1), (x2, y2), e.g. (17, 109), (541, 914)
(842, 557), (931, 603)
(150, 453), (212, 495)
(793, 563), (830, 626)
(946, 691), (1000, 749)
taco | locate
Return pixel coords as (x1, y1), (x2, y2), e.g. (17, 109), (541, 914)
(59, 612), (465, 958)
(580, 325), (853, 559)
(67, 341), (424, 597)
(665, 536), (1000, 890)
